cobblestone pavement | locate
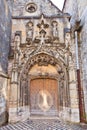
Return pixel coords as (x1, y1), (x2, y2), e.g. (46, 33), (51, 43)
(0, 118), (87, 130)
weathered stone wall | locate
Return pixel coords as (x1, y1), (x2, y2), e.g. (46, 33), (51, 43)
(63, 0), (87, 121)
(0, 0), (13, 72)
(0, 0), (13, 126)
(77, 0), (87, 18)
(63, 0), (78, 27)
(80, 10), (87, 120)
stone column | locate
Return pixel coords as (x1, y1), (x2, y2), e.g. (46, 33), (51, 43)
(9, 32), (21, 123)
(69, 62), (79, 122)
(9, 63), (19, 123)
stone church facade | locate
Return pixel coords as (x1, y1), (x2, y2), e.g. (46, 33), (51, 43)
(0, 0), (87, 126)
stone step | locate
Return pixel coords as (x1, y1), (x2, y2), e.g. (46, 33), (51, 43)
(0, 119), (87, 130)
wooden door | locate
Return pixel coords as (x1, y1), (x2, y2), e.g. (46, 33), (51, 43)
(30, 78), (58, 116)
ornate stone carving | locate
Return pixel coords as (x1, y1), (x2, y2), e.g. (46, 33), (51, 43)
(34, 15), (51, 47)
(17, 43), (67, 69)
(14, 31), (21, 63)
(52, 21), (59, 39)
(64, 28), (71, 50)
(20, 54), (57, 84)
(37, 16), (49, 30)
(26, 21), (33, 44)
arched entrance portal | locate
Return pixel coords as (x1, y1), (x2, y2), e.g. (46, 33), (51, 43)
(19, 54), (69, 118)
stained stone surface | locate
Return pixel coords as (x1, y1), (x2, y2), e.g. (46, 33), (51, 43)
(12, 0), (63, 17)
(0, 0), (13, 126)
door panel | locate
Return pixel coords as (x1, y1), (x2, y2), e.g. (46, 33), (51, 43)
(30, 78), (58, 116)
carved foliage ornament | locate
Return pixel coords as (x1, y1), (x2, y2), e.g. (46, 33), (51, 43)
(20, 54), (58, 77)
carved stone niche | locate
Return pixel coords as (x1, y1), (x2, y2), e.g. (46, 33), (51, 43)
(14, 31), (21, 51)
(26, 21), (33, 44)
(52, 21), (59, 41)
(64, 28), (71, 49)
(9, 31), (21, 60)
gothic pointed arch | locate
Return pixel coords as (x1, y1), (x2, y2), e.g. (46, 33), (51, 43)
(19, 53), (70, 113)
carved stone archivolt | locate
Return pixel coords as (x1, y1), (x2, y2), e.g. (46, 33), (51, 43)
(19, 52), (69, 107)
(21, 53), (58, 75)
(15, 41), (68, 69)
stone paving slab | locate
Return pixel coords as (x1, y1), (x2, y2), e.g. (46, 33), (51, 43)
(0, 119), (87, 130)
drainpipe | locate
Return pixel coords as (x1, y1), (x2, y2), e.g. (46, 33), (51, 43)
(75, 31), (85, 122)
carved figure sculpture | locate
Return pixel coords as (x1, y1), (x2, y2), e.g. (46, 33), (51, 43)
(52, 21), (58, 38)
(26, 21), (33, 39)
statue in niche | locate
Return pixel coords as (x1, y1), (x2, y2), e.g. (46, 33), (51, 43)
(15, 34), (20, 50)
(52, 21), (58, 38)
(26, 21), (33, 42)
(64, 29), (71, 50)
(14, 33), (21, 62)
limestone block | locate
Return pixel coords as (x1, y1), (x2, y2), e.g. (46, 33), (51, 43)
(69, 69), (76, 82)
